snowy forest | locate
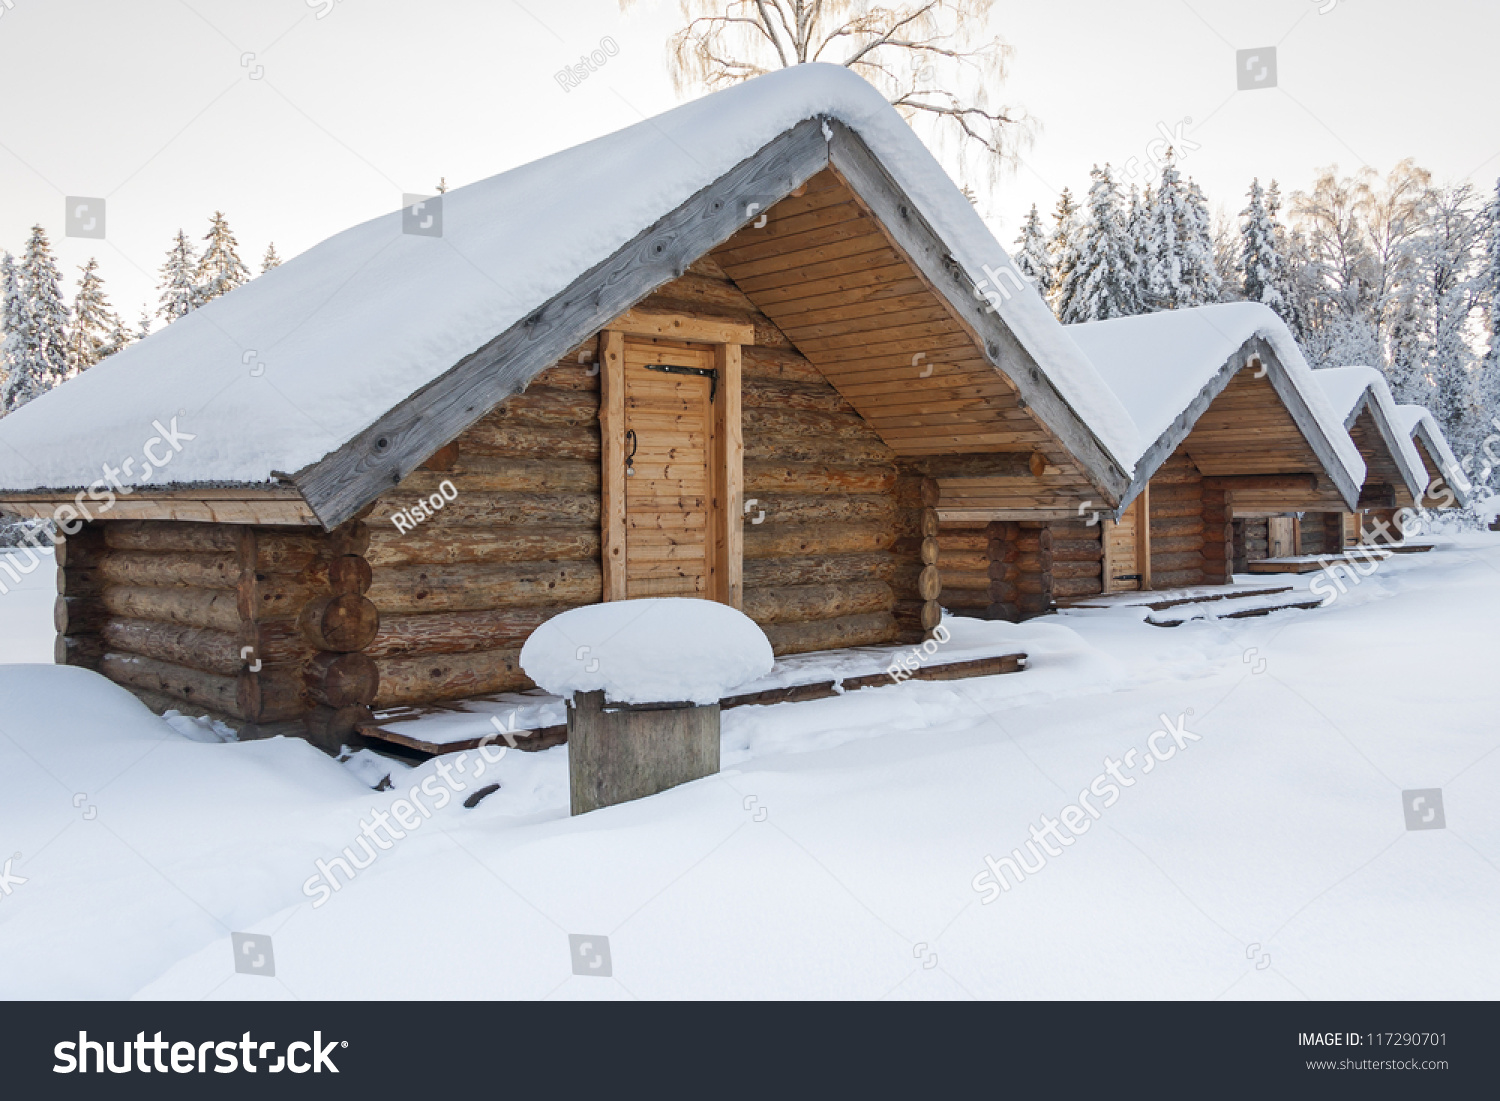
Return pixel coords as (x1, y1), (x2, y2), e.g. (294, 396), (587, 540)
(1021, 159), (1500, 471)
(0, 214), (278, 413)
(3, 158), (1498, 484)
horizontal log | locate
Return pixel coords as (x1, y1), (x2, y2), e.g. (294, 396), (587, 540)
(374, 648), (530, 707)
(1052, 542), (1102, 563)
(237, 664), (309, 724)
(745, 461), (896, 496)
(938, 531), (990, 554)
(55, 634), (103, 668)
(742, 552), (899, 589)
(1202, 473), (1319, 493)
(1152, 568), (1204, 589)
(1053, 576), (1103, 598)
(746, 406), (878, 442)
(939, 568), (989, 592)
(366, 492), (600, 528)
(104, 521), (238, 555)
(743, 432), (893, 466)
(481, 386), (597, 428)
(740, 344), (826, 385)
(303, 705), (375, 752)
(749, 493), (898, 526)
(941, 549), (988, 573)
(299, 594), (380, 652)
(304, 651), (380, 709)
(1146, 483), (1202, 503)
(743, 580), (894, 625)
(760, 612), (899, 656)
(1052, 560), (1102, 581)
(1151, 551), (1209, 573)
(367, 606), (574, 657)
(461, 422), (600, 461)
(1358, 484), (1397, 509)
(95, 585), (243, 633)
(1149, 515), (1206, 539)
(101, 651), (242, 717)
(99, 617), (246, 677)
(901, 451), (1047, 480)
(742, 376), (852, 413)
(1153, 534), (1206, 556)
(744, 522), (894, 559)
(395, 458), (599, 497)
(367, 560), (603, 614)
(366, 525), (600, 568)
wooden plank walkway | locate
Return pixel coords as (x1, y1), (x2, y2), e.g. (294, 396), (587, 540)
(1061, 583), (1293, 612)
(358, 648), (1027, 757)
(1247, 548), (1393, 574)
(1146, 591), (1325, 627)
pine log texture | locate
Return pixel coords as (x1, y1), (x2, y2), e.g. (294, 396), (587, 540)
(760, 612), (898, 656)
(366, 560), (603, 614)
(743, 580), (893, 625)
(373, 649), (529, 707)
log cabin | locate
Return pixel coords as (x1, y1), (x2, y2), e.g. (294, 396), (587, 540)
(1312, 367), (1430, 547)
(1394, 404), (1471, 512)
(1025, 303), (1367, 600)
(0, 65), (1158, 749)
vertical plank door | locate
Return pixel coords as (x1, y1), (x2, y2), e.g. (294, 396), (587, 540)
(621, 339), (717, 598)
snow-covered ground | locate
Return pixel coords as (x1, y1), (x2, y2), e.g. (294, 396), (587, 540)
(0, 539), (1496, 1000)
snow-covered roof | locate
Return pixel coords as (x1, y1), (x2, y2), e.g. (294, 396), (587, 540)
(1311, 366), (1428, 500)
(1394, 403), (1473, 505)
(0, 64), (1139, 500)
(1065, 302), (1366, 494)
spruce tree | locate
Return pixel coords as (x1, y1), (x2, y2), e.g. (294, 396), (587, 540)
(1013, 204), (1054, 299)
(196, 212), (251, 304)
(65, 258), (117, 374)
(1241, 178), (1287, 315)
(1125, 185), (1151, 313)
(1144, 161), (1187, 310)
(2, 225), (71, 412)
(1182, 179), (1222, 305)
(137, 307), (153, 341)
(157, 230), (200, 324)
(1057, 165), (1140, 323)
(261, 242), (282, 273)
(1048, 188), (1081, 315)
(0, 253), (23, 411)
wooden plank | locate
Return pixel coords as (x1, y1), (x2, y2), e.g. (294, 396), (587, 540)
(1135, 484), (1153, 591)
(715, 342), (743, 609)
(356, 651), (1028, 755)
(821, 122), (1128, 507)
(293, 118), (830, 529)
(600, 330), (627, 602)
(0, 498), (317, 524)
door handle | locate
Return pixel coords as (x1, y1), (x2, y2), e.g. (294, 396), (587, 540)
(624, 429), (637, 477)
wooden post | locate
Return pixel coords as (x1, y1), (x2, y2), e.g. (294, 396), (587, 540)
(1200, 483), (1233, 585)
(1135, 484), (1153, 591)
(985, 521), (1020, 622)
(567, 691), (720, 815)
(918, 478), (942, 634)
(599, 330), (627, 602)
(713, 342), (743, 609)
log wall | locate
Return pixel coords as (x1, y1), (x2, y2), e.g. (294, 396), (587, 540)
(56, 518), (378, 749)
(1148, 453), (1208, 590)
(936, 519), (1060, 621)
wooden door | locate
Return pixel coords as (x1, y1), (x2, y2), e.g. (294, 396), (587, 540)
(1268, 516), (1296, 558)
(599, 331), (742, 606)
(620, 339), (716, 598)
(1102, 488), (1152, 592)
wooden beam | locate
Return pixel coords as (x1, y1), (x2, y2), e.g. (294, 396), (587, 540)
(599, 330), (627, 602)
(898, 451), (1046, 479)
(1202, 473), (1319, 493)
(823, 122), (1130, 509)
(293, 119), (832, 530)
(613, 310), (754, 346)
(1135, 484), (1153, 591)
(0, 498), (317, 525)
(713, 342), (744, 609)
(1358, 483), (1397, 509)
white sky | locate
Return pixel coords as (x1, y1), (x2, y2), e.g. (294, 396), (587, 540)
(1, 0), (1495, 323)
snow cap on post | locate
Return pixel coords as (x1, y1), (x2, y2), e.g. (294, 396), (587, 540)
(520, 598), (774, 707)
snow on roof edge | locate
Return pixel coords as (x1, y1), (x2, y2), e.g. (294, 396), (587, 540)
(0, 64), (1140, 495)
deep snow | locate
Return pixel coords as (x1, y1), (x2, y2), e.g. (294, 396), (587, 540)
(1, 541), (1497, 1000)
